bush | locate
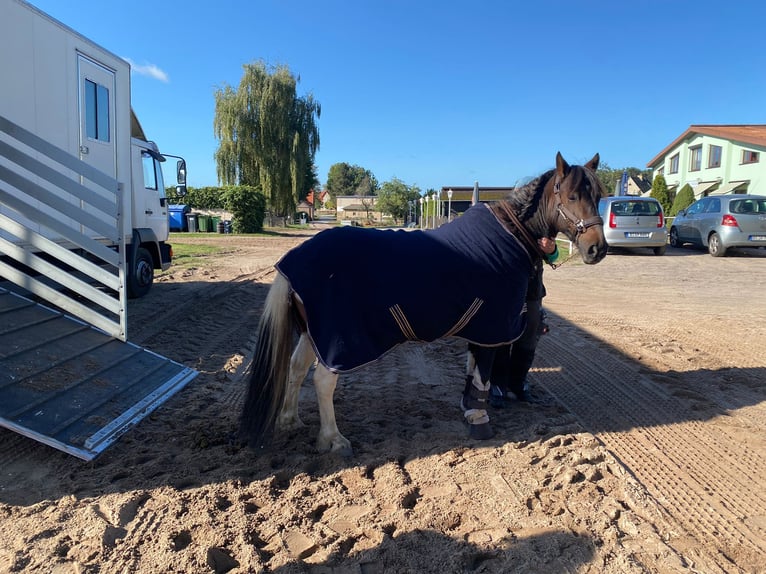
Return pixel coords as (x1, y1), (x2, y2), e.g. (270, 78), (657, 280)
(223, 185), (266, 233)
(181, 186), (227, 210)
(650, 174), (672, 215)
(669, 184), (695, 217)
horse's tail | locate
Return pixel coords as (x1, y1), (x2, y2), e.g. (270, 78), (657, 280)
(240, 274), (295, 448)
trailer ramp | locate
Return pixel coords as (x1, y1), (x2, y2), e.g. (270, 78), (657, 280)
(0, 287), (198, 461)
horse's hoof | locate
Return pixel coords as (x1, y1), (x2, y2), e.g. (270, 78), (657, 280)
(469, 422), (494, 440)
(332, 444), (354, 458)
(317, 435), (354, 458)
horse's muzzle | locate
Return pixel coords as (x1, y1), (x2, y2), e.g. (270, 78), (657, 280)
(580, 238), (608, 264)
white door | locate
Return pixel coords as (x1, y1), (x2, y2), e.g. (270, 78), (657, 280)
(78, 54), (116, 179)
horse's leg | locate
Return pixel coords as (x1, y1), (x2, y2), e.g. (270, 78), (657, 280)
(276, 331), (315, 432)
(461, 344), (496, 440)
(312, 364), (353, 456)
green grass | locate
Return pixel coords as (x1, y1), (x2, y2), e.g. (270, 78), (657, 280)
(167, 240), (226, 269)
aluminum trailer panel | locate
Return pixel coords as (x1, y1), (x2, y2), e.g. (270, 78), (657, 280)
(0, 287), (197, 460)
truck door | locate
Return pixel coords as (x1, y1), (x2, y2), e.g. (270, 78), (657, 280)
(77, 55), (117, 180)
(137, 146), (169, 238)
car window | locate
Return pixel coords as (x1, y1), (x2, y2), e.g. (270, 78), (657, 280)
(685, 200), (704, 215)
(633, 201), (660, 215)
(730, 199), (764, 214)
(704, 198), (721, 213)
(609, 201), (632, 215)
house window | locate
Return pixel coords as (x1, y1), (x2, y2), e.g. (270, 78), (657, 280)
(708, 145), (722, 168)
(689, 146), (702, 172)
(669, 153), (679, 174)
(657, 167), (665, 176)
(84, 79), (110, 142)
(743, 150), (760, 164)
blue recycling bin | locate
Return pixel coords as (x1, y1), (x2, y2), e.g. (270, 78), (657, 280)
(168, 204), (191, 231)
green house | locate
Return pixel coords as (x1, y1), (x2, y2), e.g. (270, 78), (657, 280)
(647, 125), (766, 198)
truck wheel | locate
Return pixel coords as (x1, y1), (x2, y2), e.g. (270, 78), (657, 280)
(128, 247), (154, 298)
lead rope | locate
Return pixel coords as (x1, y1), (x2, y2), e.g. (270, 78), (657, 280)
(547, 244), (576, 270)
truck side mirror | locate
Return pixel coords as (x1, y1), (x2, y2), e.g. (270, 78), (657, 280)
(177, 159), (187, 185)
(175, 159), (187, 196)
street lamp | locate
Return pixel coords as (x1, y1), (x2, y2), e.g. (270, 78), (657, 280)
(431, 192), (437, 228)
(419, 197), (424, 229)
(447, 188), (453, 223)
(424, 195), (429, 229)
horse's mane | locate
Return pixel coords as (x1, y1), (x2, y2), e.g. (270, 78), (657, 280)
(491, 169), (555, 240)
(505, 170), (555, 220)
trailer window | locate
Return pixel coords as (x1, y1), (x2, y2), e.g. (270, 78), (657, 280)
(84, 79), (110, 142)
(142, 152), (158, 190)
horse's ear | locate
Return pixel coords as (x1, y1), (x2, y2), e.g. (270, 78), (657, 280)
(556, 151), (570, 178)
(584, 153), (600, 171)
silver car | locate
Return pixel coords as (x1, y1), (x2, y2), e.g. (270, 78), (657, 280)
(669, 194), (766, 257)
(599, 196), (668, 255)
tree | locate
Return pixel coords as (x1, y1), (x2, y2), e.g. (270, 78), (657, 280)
(301, 163), (320, 203)
(670, 183), (695, 217)
(376, 178), (421, 225)
(650, 173), (672, 215)
(325, 163), (378, 200)
(213, 61), (320, 217)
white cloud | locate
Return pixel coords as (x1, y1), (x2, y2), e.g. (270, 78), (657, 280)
(124, 58), (169, 83)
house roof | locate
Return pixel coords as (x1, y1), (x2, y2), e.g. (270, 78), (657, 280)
(437, 186), (514, 202)
(630, 175), (652, 193)
(647, 125), (766, 168)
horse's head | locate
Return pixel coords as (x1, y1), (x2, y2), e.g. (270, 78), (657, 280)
(546, 152), (607, 265)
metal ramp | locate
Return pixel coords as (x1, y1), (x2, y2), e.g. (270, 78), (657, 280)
(0, 287), (198, 461)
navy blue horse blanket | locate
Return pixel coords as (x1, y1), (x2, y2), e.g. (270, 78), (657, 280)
(276, 203), (535, 373)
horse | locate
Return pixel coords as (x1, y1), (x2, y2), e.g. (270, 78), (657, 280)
(240, 152), (607, 456)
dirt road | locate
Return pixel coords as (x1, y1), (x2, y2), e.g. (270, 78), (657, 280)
(1, 227), (764, 573)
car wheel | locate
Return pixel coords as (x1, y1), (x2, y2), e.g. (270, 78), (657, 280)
(669, 227), (680, 248)
(653, 245), (666, 256)
(128, 247), (154, 298)
(708, 232), (726, 257)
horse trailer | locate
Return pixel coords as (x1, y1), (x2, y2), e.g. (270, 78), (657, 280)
(0, 0), (196, 460)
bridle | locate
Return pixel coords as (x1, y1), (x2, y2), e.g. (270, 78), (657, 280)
(552, 173), (603, 238)
(497, 169), (603, 269)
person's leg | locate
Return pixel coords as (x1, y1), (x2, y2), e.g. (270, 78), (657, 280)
(488, 344), (512, 407)
(506, 297), (543, 401)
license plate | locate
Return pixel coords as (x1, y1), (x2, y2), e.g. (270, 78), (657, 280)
(625, 232), (650, 238)
(750, 235), (766, 241)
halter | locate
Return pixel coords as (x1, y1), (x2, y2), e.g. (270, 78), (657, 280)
(552, 174), (603, 238)
(498, 170), (603, 269)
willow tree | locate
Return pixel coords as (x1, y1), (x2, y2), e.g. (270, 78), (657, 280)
(213, 61), (320, 216)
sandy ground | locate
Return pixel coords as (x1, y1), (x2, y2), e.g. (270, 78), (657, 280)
(1, 224), (765, 574)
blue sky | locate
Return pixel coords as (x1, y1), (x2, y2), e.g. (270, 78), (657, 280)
(29, 0), (766, 192)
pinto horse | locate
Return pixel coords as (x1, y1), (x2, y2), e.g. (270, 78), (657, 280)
(241, 152), (607, 455)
